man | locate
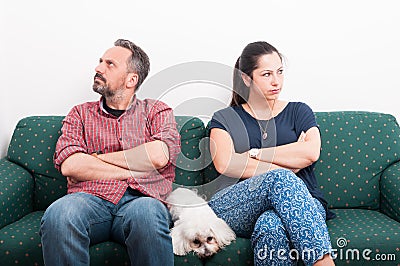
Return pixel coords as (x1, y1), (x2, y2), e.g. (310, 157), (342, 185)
(40, 39), (181, 266)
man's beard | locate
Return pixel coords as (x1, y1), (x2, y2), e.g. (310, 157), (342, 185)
(92, 73), (126, 102)
(93, 82), (113, 97)
(93, 82), (126, 103)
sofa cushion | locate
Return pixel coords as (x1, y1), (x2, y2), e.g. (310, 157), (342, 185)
(174, 253), (204, 266)
(314, 112), (400, 209)
(89, 241), (130, 265)
(7, 116), (67, 211)
(203, 237), (254, 265)
(327, 209), (399, 265)
(174, 116), (205, 187)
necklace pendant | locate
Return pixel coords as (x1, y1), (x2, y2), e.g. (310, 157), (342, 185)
(262, 132), (268, 139)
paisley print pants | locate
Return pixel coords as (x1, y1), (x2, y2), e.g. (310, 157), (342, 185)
(208, 169), (332, 265)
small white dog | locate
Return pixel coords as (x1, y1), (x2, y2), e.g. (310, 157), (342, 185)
(166, 187), (236, 258)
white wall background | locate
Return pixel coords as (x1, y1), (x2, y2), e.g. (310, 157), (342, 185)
(1, 0), (399, 158)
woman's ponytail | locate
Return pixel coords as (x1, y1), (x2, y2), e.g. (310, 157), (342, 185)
(230, 56), (249, 106)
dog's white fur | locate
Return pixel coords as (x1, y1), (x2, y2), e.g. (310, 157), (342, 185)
(166, 188), (236, 258)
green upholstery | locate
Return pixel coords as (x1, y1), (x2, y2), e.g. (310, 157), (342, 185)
(327, 209), (400, 265)
(1, 112), (400, 265)
(380, 161), (400, 222)
(202, 238), (253, 265)
(1, 211), (44, 265)
(0, 158), (33, 228)
(6, 116), (67, 211)
(314, 112), (400, 210)
(174, 116), (206, 187)
(88, 242), (130, 266)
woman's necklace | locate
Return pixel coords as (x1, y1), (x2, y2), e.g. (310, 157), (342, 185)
(247, 100), (276, 140)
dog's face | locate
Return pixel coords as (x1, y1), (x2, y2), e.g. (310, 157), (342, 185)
(187, 228), (221, 258)
(167, 188), (236, 258)
(170, 214), (236, 258)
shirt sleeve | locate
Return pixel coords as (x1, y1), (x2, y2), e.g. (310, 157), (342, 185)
(209, 110), (228, 131)
(294, 102), (318, 134)
(146, 100), (181, 168)
(53, 106), (87, 171)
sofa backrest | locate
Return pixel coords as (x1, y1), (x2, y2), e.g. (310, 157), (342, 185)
(314, 111), (400, 209)
(174, 116), (206, 186)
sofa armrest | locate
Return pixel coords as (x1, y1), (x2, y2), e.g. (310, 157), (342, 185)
(380, 161), (400, 222)
(0, 158), (34, 228)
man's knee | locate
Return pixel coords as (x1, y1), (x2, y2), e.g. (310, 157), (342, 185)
(124, 197), (171, 229)
(41, 193), (93, 233)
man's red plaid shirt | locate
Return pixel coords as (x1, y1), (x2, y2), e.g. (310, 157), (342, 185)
(54, 96), (181, 204)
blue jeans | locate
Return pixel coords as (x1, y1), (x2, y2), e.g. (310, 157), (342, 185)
(208, 169), (332, 266)
(40, 189), (173, 266)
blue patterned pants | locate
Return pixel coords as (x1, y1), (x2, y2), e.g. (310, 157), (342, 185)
(208, 169), (332, 266)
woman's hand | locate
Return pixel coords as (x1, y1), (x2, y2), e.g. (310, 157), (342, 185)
(285, 131), (306, 173)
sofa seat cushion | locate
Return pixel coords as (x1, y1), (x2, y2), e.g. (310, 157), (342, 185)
(327, 209), (399, 265)
(89, 241), (129, 265)
(174, 252), (204, 266)
(0, 211), (130, 266)
(203, 237), (253, 265)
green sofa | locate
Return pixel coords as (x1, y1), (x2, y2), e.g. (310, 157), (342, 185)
(0, 112), (399, 265)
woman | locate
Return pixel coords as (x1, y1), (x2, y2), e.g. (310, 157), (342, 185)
(208, 41), (335, 265)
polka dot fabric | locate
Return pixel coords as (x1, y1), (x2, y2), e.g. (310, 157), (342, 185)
(88, 242), (130, 265)
(0, 211), (44, 266)
(0, 158), (34, 229)
(327, 209), (400, 265)
(6, 116), (67, 211)
(314, 112), (400, 210)
(202, 238), (254, 266)
(174, 116), (206, 187)
(380, 161), (400, 222)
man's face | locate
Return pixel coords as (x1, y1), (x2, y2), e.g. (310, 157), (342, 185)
(93, 46), (132, 98)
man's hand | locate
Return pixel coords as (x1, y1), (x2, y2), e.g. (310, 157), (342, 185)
(61, 152), (132, 183)
(67, 177), (79, 186)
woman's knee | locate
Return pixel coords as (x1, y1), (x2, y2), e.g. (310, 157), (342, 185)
(251, 211), (288, 246)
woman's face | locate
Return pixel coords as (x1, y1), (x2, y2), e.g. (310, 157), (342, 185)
(249, 52), (284, 101)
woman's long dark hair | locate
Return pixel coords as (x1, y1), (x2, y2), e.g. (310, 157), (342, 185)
(230, 41), (282, 106)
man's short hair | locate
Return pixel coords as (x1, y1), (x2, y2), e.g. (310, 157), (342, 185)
(114, 39), (150, 91)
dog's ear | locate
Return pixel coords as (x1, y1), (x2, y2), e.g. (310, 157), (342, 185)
(170, 225), (192, 256)
(209, 218), (236, 248)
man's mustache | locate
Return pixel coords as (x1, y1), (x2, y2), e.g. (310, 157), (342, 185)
(94, 73), (106, 83)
